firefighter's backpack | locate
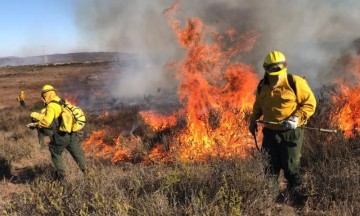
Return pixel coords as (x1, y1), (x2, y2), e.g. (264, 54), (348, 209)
(50, 99), (86, 132)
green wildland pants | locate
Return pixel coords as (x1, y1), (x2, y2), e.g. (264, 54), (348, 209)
(37, 128), (53, 150)
(19, 100), (25, 107)
(261, 127), (304, 189)
(49, 131), (87, 177)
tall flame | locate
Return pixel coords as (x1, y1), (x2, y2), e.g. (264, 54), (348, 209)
(331, 55), (360, 138)
(143, 3), (259, 161)
(84, 2), (260, 163)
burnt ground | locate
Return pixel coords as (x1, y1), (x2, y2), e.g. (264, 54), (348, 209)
(0, 62), (109, 109)
(0, 61), (180, 113)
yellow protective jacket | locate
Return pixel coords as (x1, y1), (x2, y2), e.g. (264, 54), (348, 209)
(250, 74), (316, 130)
(37, 91), (63, 130)
(30, 108), (46, 121)
(17, 91), (25, 101)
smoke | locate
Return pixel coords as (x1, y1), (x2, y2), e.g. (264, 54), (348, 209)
(74, 0), (360, 96)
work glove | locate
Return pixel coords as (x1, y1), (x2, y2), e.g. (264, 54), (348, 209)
(26, 122), (37, 130)
(249, 120), (258, 136)
(282, 116), (299, 130)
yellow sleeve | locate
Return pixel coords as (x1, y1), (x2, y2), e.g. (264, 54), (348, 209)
(293, 76), (317, 124)
(30, 112), (45, 121)
(38, 103), (61, 128)
(250, 89), (263, 122)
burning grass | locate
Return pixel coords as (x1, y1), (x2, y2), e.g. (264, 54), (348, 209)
(83, 2), (260, 164)
(331, 81), (360, 138)
(1, 2), (360, 214)
(0, 87), (360, 215)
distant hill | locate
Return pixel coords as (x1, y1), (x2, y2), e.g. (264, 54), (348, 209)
(0, 52), (135, 67)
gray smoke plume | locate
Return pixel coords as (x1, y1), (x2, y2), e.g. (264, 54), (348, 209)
(74, 0), (360, 96)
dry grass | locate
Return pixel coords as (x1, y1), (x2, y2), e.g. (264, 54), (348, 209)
(0, 87), (359, 216)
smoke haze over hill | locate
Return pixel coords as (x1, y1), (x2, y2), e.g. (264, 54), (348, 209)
(73, 0), (360, 97)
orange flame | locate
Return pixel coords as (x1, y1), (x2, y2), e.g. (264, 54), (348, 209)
(83, 129), (143, 163)
(331, 56), (360, 137)
(83, 2), (260, 163)
(142, 3), (259, 161)
(63, 93), (78, 105)
(140, 111), (177, 131)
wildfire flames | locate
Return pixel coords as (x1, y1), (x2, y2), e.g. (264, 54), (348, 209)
(82, 129), (144, 163)
(82, 3), (360, 164)
(83, 2), (260, 163)
(64, 93), (78, 105)
(331, 55), (360, 138)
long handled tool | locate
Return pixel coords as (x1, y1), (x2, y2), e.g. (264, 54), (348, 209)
(253, 131), (260, 152)
(256, 120), (337, 133)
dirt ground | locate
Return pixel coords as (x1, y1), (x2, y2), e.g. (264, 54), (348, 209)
(0, 61), (179, 207)
(0, 61), (179, 115)
(0, 62), (118, 206)
(0, 62), (115, 110)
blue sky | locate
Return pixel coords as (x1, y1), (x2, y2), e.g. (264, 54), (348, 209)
(0, 0), (79, 57)
(0, 0), (358, 63)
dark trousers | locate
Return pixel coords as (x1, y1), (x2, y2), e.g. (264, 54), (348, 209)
(49, 132), (87, 177)
(262, 127), (304, 189)
(36, 128), (53, 149)
(19, 100), (25, 107)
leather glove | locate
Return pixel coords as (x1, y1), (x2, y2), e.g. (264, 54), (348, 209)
(282, 116), (299, 129)
(249, 120), (258, 136)
(26, 122), (37, 130)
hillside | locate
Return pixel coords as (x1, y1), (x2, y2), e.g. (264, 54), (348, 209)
(0, 52), (134, 67)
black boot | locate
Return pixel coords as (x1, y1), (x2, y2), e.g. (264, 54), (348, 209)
(288, 185), (308, 208)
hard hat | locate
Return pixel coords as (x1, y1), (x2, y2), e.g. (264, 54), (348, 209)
(41, 84), (56, 96)
(263, 51), (287, 75)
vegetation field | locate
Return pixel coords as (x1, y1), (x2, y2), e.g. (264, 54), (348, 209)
(0, 62), (359, 216)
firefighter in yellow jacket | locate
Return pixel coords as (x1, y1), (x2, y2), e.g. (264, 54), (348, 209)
(27, 85), (87, 180)
(249, 51), (316, 193)
(17, 90), (25, 107)
(30, 108), (52, 150)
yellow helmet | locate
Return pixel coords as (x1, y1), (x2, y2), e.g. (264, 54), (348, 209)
(41, 84), (56, 96)
(263, 51), (287, 75)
